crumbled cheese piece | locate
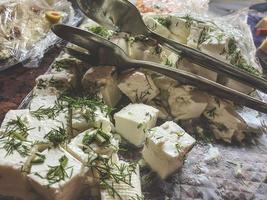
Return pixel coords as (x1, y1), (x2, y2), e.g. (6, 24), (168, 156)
(118, 71), (160, 103)
(204, 145), (221, 164)
(142, 121), (196, 179)
(114, 104), (159, 146)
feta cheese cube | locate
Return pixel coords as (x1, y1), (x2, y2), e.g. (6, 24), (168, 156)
(203, 97), (246, 143)
(100, 163), (142, 200)
(28, 148), (87, 200)
(35, 73), (76, 91)
(143, 16), (171, 39)
(118, 71), (160, 103)
(0, 142), (37, 200)
(72, 107), (114, 136)
(82, 66), (122, 107)
(29, 95), (58, 111)
(67, 128), (119, 163)
(142, 121), (196, 179)
(1, 109), (67, 143)
(114, 104), (159, 146)
(168, 85), (209, 120)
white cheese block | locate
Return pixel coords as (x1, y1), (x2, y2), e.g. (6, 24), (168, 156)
(1, 109), (67, 143)
(35, 73), (76, 91)
(82, 66), (122, 107)
(118, 71), (160, 103)
(100, 163), (142, 200)
(0, 142), (37, 200)
(32, 86), (61, 97)
(128, 39), (150, 60)
(142, 121), (196, 179)
(28, 148), (87, 200)
(72, 107), (114, 136)
(29, 95), (58, 111)
(203, 97), (246, 143)
(168, 85), (209, 120)
(143, 16), (171, 39)
(110, 33), (129, 55)
(67, 128), (119, 163)
(168, 16), (191, 44)
(114, 104), (159, 146)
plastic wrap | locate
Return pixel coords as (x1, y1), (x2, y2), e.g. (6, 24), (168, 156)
(134, 0), (209, 14)
(0, 0), (82, 71)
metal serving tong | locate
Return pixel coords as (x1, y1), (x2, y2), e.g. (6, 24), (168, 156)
(52, 24), (267, 113)
(75, 0), (267, 93)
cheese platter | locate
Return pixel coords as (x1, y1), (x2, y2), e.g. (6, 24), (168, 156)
(0, 1), (267, 200)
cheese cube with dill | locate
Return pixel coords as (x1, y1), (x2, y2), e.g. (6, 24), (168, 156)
(67, 128), (119, 163)
(1, 109), (68, 145)
(114, 104), (159, 146)
(118, 71), (160, 103)
(142, 121), (196, 179)
(72, 106), (114, 136)
(27, 148), (87, 200)
(82, 66), (122, 107)
(0, 139), (37, 199)
(100, 161), (142, 200)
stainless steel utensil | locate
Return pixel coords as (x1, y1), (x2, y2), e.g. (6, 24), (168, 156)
(52, 24), (267, 113)
(75, 0), (267, 93)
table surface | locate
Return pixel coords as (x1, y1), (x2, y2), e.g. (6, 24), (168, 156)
(0, 46), (63, 123)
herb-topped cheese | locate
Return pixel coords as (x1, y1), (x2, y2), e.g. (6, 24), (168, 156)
(114, 104), (159, 146)
(67, 128), (119, 163)
(118, 71), (160, 103)
(142, 121), (196, 179)
(28, 148), (87, 200)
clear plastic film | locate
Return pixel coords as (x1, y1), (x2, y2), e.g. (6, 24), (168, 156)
(0, 0), (82, 70)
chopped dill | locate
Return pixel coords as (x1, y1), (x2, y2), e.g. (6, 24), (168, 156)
(89, 26), (113, 39)
(87, 154), (138, 199)
(44, 126), (68, 147)
(197, 27), (211, 49)
(156, 17), (172, 28)
(35, 155), (73, 186)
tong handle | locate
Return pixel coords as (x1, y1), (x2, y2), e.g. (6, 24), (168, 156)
(149, 31), (267, 93)
(127, 58), (267, 114)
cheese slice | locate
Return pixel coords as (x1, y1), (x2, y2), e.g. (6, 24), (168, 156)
(114, 103), (159, 146)
(142, 121), (196, 179)
(118, 71), (160, 103)
(28, 148), (87, 200)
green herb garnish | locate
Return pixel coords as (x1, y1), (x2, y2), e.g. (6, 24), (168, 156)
(35, 155), (72, 186)
(44, 126), (68, 147)
(156, 17), (172, 28)
(89, 26), (113, 39)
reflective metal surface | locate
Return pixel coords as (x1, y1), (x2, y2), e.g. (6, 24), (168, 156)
(76, 0), (267, 93)
(52, 24), (267, 113)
